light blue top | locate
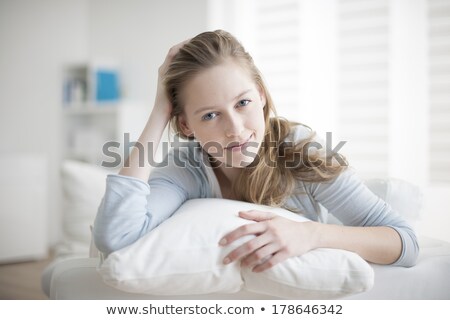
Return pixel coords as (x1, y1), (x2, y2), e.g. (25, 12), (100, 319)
(93, 125), (419, 267)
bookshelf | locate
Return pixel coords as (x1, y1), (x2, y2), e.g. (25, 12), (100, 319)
(61, 63), (149, 168)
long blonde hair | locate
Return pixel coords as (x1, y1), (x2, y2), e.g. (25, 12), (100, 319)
(164, 30), (347, 208)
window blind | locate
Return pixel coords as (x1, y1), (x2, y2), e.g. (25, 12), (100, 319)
(429, 0), (450, 182)
(337, 0), (390, 179)
(253, 0), (300, 118)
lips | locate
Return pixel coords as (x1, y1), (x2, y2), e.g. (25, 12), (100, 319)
(225, 135), (252, 151)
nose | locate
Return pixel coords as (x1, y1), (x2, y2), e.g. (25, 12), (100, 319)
(224, 114), (244, 138)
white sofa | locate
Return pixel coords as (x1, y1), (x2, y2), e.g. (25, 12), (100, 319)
(42, 160), (450, 299)
(42, 235), (450, 299)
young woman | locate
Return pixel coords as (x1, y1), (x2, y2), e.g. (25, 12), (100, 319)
(93, 30), (418, 272)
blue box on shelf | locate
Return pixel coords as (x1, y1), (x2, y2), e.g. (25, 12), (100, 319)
(95, 69), (120, 102)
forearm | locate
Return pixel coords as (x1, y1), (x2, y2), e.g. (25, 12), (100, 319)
(119, 108), (171, 181)
(119, 40), (186, 181)
(309, 222), (402, 265)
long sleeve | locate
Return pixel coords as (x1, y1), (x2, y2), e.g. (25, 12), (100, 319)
(93, 144), (210, 255)
(304, 168), (420, 267)
(93, 174), (154, 254)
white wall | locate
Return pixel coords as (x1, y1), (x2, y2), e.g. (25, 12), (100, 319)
(88, 0), (208, 106)
(87, 0), (208, 163)
(0, 0), (89, 246)
(0, 0), (208, 249)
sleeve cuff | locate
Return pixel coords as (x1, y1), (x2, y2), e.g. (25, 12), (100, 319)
(389, 225), (419, 267)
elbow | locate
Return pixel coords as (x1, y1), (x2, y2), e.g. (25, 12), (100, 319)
(92, 221), (129, 256)
(93, 201), (155, 255)
(399, 247), (419, 268)
(406, 228), (420, 267)
(93, 219), (153, 256)
(93, 229), (116, 256)
(404, 235), (420, 268)
(94, 230), (133, 256)
(392, 227), (420, 268)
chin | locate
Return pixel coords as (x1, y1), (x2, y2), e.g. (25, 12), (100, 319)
(227, 155), (258, 168)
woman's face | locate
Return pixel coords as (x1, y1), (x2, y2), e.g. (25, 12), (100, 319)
(178, 59), (266, 168)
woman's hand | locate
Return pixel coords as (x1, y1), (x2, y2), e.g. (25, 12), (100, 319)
(219, 210), (317, 273)
(153, 39), (191, 116)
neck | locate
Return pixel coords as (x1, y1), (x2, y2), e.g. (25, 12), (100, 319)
(209, 156), (242, 188)
(215, 165), (242, 185)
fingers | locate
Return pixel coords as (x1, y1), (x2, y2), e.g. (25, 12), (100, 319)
(171, 38), (191, 54)
(238, 210), (277, 222)
(155, 38), (191, 108)
(165, 39), (190, 61)
(159, 38), (191, 75)
(252, 251), (289, 273)
(219, 210), (285, 272)
(219, 219), (267, 246)
(241, 242), (280, 269)
(222, 232), (272, 265)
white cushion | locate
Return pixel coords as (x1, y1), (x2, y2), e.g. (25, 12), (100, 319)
(56, 160), (112, 258)
(364, 178), (422, 228)
(98, 198), (374, 298)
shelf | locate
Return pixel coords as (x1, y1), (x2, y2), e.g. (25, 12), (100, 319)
(63, 62), (120, 105)
(62, 102), (119, 115)
(61, 62), (149, 167)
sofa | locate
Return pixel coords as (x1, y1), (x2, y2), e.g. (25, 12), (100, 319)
(41, 160), (450, 299)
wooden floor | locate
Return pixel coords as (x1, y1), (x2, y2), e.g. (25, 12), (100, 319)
(0, 253), (54, 300)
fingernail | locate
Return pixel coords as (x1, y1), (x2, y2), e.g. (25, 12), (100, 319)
(219, 238), (227, 246)
(223, 257), (231, 264)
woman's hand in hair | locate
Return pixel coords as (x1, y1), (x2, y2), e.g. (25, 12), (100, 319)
(119, 39), (190, 180)
(154, 39), (191, 116)
(219, 210), (317, 273)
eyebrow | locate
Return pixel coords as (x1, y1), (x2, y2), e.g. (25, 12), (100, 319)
(193, 89), (253, 115)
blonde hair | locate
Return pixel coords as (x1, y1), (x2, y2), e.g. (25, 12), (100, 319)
(164, 30), (347, 209)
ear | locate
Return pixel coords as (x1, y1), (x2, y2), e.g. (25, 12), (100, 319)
(178, 114), (194, 137)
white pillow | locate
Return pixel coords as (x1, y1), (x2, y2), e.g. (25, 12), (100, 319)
(364, 178), (423, 229)
(98, 198), (374, 298)
(56, 160), (113, 258)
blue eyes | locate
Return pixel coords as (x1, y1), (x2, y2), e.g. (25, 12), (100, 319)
(237, 99), (250, 107)
(202, 112), (217, 121)
(201, 99), (251, 121)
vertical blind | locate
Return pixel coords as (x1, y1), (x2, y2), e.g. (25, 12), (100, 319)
(337, 0), (390, 179)
(253, 0), (391, 179)
(246, 0), (449, 183)
(429, 0), (450, 183)
(253, 0), (301, 119)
